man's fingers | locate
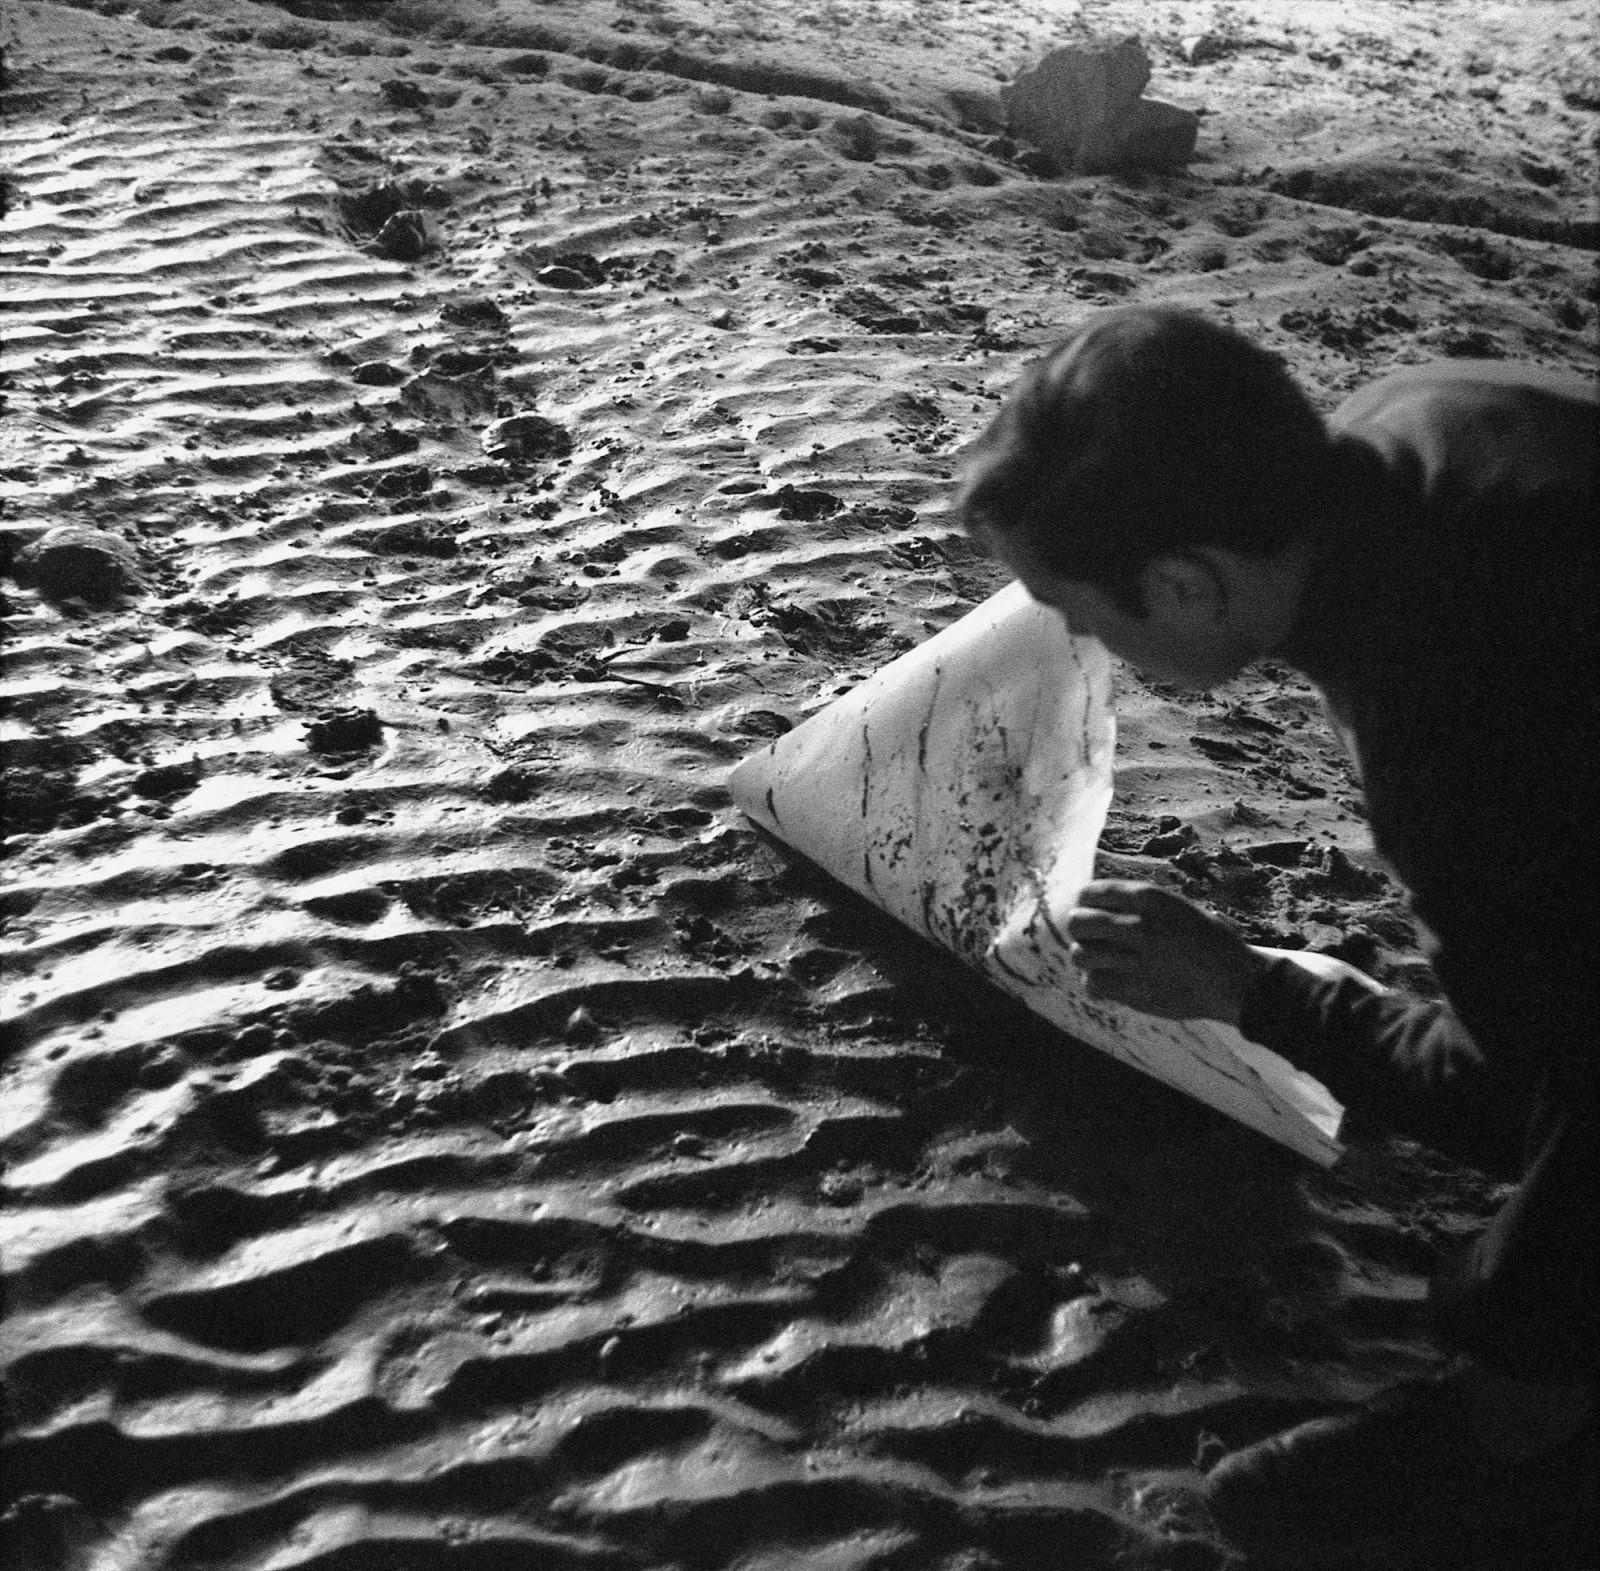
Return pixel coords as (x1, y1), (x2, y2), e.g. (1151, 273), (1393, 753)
(1062, 907), (1141, 946)
(1081, 970), (1116, 1001)
(1076, 880), (1193, 921)
(1081, 970), (1150, 1008)
(1068, 941), (1141, 975)
(1074, 880), (1155, 913)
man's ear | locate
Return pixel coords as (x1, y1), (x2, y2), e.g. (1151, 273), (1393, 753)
(1139, 553), (1229, 626)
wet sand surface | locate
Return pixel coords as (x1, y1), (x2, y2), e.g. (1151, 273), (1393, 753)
(2, 2), (1596, 1566)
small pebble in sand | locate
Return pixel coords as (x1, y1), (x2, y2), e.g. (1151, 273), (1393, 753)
(482, 413), (573, 464)
(305, 708), (384, 754)
(353, 360), (408, 386)
(380, 78), (431, 111)
(1180, 33), (1228, 65)
(536, 263), (596, 290)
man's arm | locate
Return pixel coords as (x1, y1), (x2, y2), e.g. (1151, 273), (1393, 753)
(1066, 882), (1530, 1175)
(1239, 955), (1525, 1177)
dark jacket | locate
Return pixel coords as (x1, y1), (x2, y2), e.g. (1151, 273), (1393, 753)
(1239, 362), (1598, 1177)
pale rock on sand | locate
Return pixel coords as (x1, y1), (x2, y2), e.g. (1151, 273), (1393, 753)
(1003, 36), (1201, 174)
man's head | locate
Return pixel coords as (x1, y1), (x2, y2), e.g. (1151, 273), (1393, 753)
(956, 306), (1333, 687)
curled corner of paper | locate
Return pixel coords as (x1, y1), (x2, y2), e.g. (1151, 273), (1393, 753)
(1224, 1034), (1346, 1146)
(727, 584), (1345, 1166)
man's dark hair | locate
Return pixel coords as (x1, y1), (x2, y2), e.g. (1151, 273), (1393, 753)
(956, 306), (1333, 611)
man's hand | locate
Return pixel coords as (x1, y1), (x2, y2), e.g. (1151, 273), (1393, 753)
(1062, 881), (1266, 1026)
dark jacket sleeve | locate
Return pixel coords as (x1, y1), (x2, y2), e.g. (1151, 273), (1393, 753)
(1238, 956), (1531, 1177)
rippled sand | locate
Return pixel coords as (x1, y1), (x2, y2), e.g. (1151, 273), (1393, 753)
(2, 2), (1595, 1567)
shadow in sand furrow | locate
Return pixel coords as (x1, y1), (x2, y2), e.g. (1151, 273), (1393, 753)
(523, 1099), (802, 1175)
(608, 1087), (902, 1164)
(2, 1224), (150, 1305)
(8, 1034), (189, 1131)
(138, 408), (357, 447)
(439, 1195), (939, 1281)
(611, 1127), (1093, 1226)
(507, 219), (710, 273)
(3, 1131), (175, 1210)
(760, 1300), (1219, 1431)
(7, 1153), (529, 1293)
(6, 910), (270, 976)
(540, 525), (702, 575)
(412, 683), (695, 733)
(703, 547), (898, 595)
(585, 1147), (855, 1219)
(2, 281), (171, 313)
(0, 630), (100, 671)
(13, 126), (305, 169)
(445, 1268), (810, 1351)
(166, 1514), (633, 1571)
(252, 1148), (532, 1214)
(157, 328), (286, 353)
(4, 1337), (311, 1430)
(161, 1173), (317, 1257)
(313, 904), (685, 960)
(436, 1205), (847, 1288)
(2, 1403), (436, 1519)
(0, 679), (118, 726)
(849, 1384), (1366, 1468)
(3, 319), (105, 345)
(291, 920), (549, 968)
(20, 798), (380, 861)
(444, 1039), (956, 1111)
(431, 1300), (808, 1415)
(261, 832), (400, 885)
(280, 973), (452, 1049)
(559, 1456), (1124, 1571)
(1299, 1195), (1479, 1278)
(123, 1411), (715, 1565)
(3, 941), (325, 1051)
(377, 865), (565, 922)
(135, 357), (311, 388)
(719, 1332), (1048, 1414)
(714, 1267), (1147, 1415)
(138, 1230), (425, 1353)
(13, 161), (315, 198)
(96, 201), (325, 237)
(28, 240), (333, 283)
(124, 371), (353, 411)
(849, 1397), (1200, 1482)
(548, 1398), (722, 1476)
(451, 1269), (764, 1321)
(231, 286), (417, 324)
(430, 973), (780, 1054)
(6, 218), (324, 264)
(856, 1195), (1099, 1262)
(1333, 1285), (1437, 1341)
(117, 669), (264, 709)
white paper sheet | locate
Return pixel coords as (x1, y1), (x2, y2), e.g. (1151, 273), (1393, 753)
(728, 582), (1346, 1164)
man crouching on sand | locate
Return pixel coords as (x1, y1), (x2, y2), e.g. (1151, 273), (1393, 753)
(956, 305), (1597, 1563)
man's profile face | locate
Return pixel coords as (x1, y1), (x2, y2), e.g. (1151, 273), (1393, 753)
(972, 524), (1273, 691)
(1028, 575), (1247, 689)
(981, 529), (1254, 690)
